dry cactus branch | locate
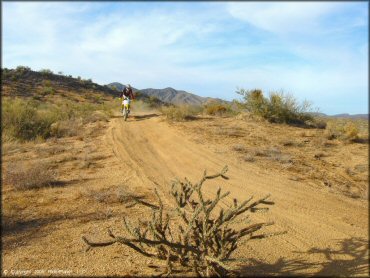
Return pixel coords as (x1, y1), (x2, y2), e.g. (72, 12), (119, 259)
(82, 166), (284, 276)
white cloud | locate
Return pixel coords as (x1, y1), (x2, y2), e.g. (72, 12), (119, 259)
(2, 2), (368, 114)
(227, 2), (355, 36)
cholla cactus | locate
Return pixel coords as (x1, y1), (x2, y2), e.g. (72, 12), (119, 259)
(82, 166), (284, 276)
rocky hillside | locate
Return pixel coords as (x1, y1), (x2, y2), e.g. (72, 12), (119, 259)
(2, 67), (117, 99)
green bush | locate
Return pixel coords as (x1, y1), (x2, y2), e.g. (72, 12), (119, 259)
(236, 88), (313, 125)
(41, 86), (55, 95)
(39, 69), (53, 75)
(15, 66), (31, 72)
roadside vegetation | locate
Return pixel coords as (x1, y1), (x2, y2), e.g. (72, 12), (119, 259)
(235, 88), (315, 126)
(4, 161), (58, 191)
(324, 118), (368, 143)
(2, 97), (112, 142)
(160, 101), (236, 122)
(160, 105), (202, 121)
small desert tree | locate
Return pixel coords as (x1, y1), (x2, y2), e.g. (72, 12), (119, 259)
(236, 88), (314, 125)
(237, 88), (267, 118)
(82, 166), (285, 276)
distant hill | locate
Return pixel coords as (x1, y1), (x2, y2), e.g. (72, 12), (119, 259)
(2, 67), (118, 101)
(140, 87), (208, 105)
(107, 82), (139, 93)
(107, 82), (227, 105)
(310, 112), (368, 120)
(330, 113), (368, 119)
(1, 68), (167, 107)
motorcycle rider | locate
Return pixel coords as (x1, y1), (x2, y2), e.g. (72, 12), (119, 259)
(120, 84), (135, 113)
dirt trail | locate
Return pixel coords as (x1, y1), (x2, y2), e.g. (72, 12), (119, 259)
(105, 111), (368, 276)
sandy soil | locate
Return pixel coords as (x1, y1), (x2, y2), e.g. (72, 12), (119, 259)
(2, 111), (369, 277)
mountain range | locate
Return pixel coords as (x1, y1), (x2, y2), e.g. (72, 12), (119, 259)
(107, 82), (227, 106)
(310, 112), (368, 120)
(107, 82), (368, 119)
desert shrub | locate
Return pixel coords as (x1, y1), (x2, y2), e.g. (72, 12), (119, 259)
(236, 88), (314, 125)
(50, 118), (83, 138)
(85, 187), (127, 204)
(238, 89), (266, 117)
(325, 120), (362, 142)
(42, 80), (52, 87)
(215, 127), (244, 137)
(312, 118), (327, 129)
(5, 161), (57, 190)
(15, 65), (31, 72)
(232, 144), (247, 152)
(2, 98), (112, 141)
(85, 187), (154, 208)
(92, 95), (103, 104)
(147, 95), (163, 108)
(204, 102), (230, 116)
(40, 86), (55, 96)
(244, 147), (293, 164)
(2, 69), (11, 79)
(82, 167), (285, 276)
(343, 122), (360, 141)
(39, 68), (53, 75)
(161, 105), (200, 121)
(2, 98), (55, 141)
(85, 110), (109, 123)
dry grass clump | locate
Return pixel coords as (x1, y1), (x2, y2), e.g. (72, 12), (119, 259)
(343, 123), (360, 141)
(243, 154), (255, 162)
(205, 104), (227, 116)
(311, 118), (327, 129)
(4, 161), (57, 190)
(2, 140), (23, 156)
(232, 144), (247, 152)
(82, 167), (284, 276)
(2, 98), (56, 141)
(353, 164), (368, 175)
(85, 187), (157, 209)
(203, 102), (235, 117)
(246, 147), (293, 164)
(84, 110), (110, 123)
(324, 119), (367, 143)
(50, 118), (83, 138)
(215, 127), (244, 137)
(314, 152), (327, 160)
(160, 105), (201, 121)
(280, 140), (304, 147)
(85, 187), (130, 204)
(232, 145), (255, 162)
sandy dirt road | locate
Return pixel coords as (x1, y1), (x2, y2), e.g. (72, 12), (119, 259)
(105, 111), (368, 276)
(3, 110), (368, 277)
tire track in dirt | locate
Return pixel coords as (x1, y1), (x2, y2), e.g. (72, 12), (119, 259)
(105, 111), (368, 276)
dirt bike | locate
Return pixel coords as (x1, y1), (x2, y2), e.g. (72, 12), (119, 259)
(121, 98), (131, 121)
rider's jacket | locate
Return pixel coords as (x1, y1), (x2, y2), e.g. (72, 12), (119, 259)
(120, 88), (135, 100)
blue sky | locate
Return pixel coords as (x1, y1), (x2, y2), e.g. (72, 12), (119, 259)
(2, 1), (368, 114)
